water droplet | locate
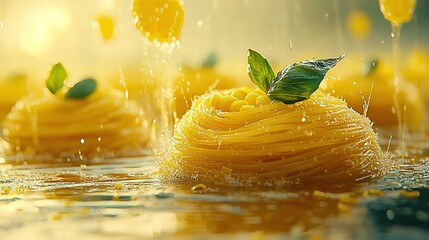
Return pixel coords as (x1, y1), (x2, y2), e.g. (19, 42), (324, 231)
(197, 20), (203, 28)
(289, 38), (293, 50)
(80, 139), (85, 144)
(90, 20), (98, 30)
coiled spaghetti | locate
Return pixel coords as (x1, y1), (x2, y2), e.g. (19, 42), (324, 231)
(165, 87), (387, 185)
(2, 88), (150, 163)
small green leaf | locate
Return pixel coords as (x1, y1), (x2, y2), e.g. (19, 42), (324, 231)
(267, 54), (346, 104)
(202, 52), (218, 68)
(65, 78), (97, 100)
(365, 59), (378, 76)
(247, 49), (275, 93)
(46, 63), (68, 94)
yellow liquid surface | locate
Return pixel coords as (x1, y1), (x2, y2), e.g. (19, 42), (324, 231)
(0, 149), (428, 239)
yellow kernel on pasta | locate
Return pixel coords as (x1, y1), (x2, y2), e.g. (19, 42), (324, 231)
(240, 105), (256, 112)
(231, 89), (248, 100)
(245, 92), (258, 105)
(218, 95), (238, 112)
(230, 100), (249, 112)
(241, 86), (253, 94)
(256, 95), (271, 106)
(209, 93), (222, 108)
(254, 88), (266, 95)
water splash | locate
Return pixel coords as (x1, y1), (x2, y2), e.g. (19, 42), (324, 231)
(391, 24), (407, 156)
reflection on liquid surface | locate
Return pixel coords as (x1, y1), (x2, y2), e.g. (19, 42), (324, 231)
(0, 149), (428, 239)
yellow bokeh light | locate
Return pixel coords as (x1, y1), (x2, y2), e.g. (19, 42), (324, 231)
(19, 5), (71, 55)
(346, 10), (372, 40)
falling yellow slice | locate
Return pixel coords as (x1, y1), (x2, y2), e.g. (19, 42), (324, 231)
(132, 0), (184, 43)
(97, 15), (115, 41)
(378, 0), (416, 26)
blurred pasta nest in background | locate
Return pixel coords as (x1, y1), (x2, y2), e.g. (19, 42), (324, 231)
(322, 52), (428, 134)
(2, 85), (150, 164)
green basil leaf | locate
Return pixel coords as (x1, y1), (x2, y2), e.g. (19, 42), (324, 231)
(46, 63), (67, 94)
(65, 78), (97, 100)
(365, 59), (378, 76)
(247, 49), (275, 93)
(267, 54), (345, 104)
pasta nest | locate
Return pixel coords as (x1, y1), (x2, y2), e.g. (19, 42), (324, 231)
(2, 89), (150, 164)
(166, 87), (388, 185)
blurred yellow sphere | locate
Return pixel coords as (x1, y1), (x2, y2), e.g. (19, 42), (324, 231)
(379, 0), (416, 26)
(132, 0), (184, 43)
(346, 10), (372, 40)
(402, 50), (429, 106)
